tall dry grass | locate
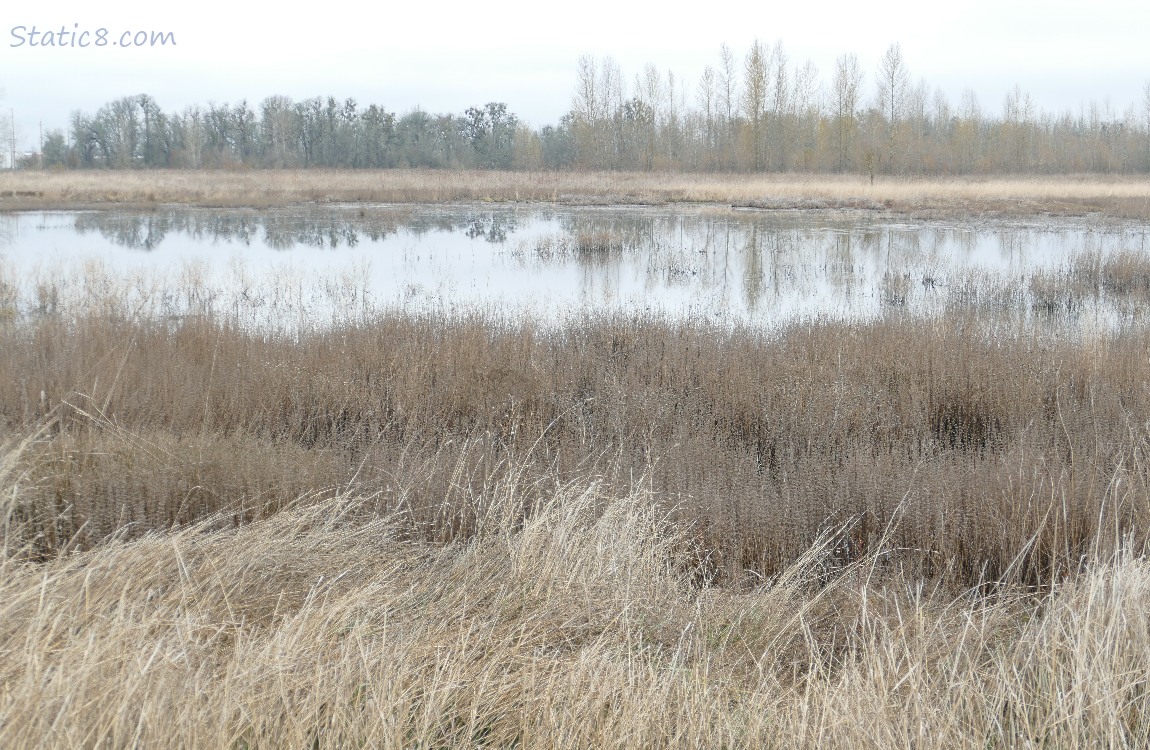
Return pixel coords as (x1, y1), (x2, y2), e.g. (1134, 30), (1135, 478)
(3, 169), (1150, 217)
(5, 254), (1150, 745)
(3, 265), (1150, 585)
(2, 470), (1149, 747)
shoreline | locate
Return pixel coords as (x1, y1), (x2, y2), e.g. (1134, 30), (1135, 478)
(3, 168), (1150, 219)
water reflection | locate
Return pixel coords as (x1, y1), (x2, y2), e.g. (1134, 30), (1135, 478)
(3, 205), (1150, 331)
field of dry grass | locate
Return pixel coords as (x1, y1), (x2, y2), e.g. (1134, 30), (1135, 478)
(3, 169), (1150, 218)
(5, 303), (1150, 581)
(4, 249), (1150, 745)
(4, 472), (1150, 748)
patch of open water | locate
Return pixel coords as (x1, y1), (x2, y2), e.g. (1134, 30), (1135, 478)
(2, 204), (1149, 332)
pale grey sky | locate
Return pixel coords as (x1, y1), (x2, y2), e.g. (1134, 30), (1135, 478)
(2, 0), (1148, 150)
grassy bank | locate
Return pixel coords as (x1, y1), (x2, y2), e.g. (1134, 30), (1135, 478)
(3, 169), (1150, 218)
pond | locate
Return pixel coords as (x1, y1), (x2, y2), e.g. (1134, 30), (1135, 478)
(2, 204), (1149, 332)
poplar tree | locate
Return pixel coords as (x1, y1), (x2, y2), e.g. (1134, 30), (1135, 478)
(875, 43), (910, 171)
(742, 40), (769, 170)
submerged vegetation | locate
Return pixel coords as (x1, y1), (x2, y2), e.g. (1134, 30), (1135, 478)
(3, 228), (1150, 744)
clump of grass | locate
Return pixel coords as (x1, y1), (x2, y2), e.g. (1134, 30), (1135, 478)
(1101, 248), (1150, 298)
(574, 229), (629, 258)
(930, 386), (1004, 451)
(512, 230), (631, 266)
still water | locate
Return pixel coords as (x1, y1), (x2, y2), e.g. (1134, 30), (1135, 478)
(2, 205), (1149, 330)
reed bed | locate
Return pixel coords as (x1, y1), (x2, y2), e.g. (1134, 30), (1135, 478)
(4, 169), (1150, 217)
(3, 263), (1150, 584)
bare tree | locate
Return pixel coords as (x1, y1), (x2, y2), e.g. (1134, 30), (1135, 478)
(767, 42), (789, 168)
(792, 61), (819, 117)
(932, 87), (951, 128)
(830, 53), (863, 171)
(1002, 84), (1036, 170)
(666, 69), (683, 168)
(955, 89), (981, 172)
(1003, 84), (1034, 123)
(959, 89), (981, 121)
(0, 85), (9, 169)
(874, 43), (910, 171)
(742, 40), (769, 170)
(791, 60), (820, 169)
(718, 44), (739, 169)
(633, 64), (665, 169)
(573, 55), (600, 123)
(600, 57), (625, 166)
(0, 111), (11, 170)
(697, 66), (717, 165)
(1143, 81), (1150, 170)
(260, 96), (296, 168)
(572, 55), (615, 167)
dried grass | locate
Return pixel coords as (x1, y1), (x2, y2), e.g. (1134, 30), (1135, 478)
(3, 269), (1150, 585)
(3, 170), (1150, 217)
(4, 252), (1150, 746)
(2, 467), (1149, 747)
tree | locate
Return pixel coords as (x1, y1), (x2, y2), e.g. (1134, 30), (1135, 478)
(635, 64), (665, 169)
(874, 43), (910, 171)
(233, 100), (258, 165)
(929, 87), (952, 170)
(338, 98), (359, 167)
(955, 89), (981, 172)
(137, 94), (168, 166)
(511, 124), (544, 169)
(261, 95), (297, 167)
(1002, 84), (1035, 170)
(697, 65), (718, 167)
(464, 102), (519, 169)
(1142, 81), (1150, 171)
(830, 53), (863, 170)
(790, 60), (820, 170)
(665, 69), (684, 169)
(177, 106), (206, 168)
(396, 108), (434, 166)
(742, 40), (769, 170)
(361, 104), (397, 168)
(718, 44), (739, 169)
(41, 129), (68, 167)
(69, 111), (98, 167)
(767, 42), (789, 168)
(540, 115), (575, 168)
(570, 55), (623, 168)
(90, 96), (143, 168)
(0, 111), (12, 170)
(0, 85), (10, 169)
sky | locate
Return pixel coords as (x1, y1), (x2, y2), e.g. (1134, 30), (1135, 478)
(1, 0), (1148, 151)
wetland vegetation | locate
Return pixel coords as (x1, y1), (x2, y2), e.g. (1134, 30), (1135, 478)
(4, 204), (1150, 746)
(4, 170), (1150, 219)
(7, 26), (1150, 749)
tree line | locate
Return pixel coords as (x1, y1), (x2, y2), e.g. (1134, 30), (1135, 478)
(33, 43), (1150, 174)
(42, 97), (528, 170)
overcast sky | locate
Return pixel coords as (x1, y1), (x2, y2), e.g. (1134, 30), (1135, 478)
(2, 0), (1148, 151)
